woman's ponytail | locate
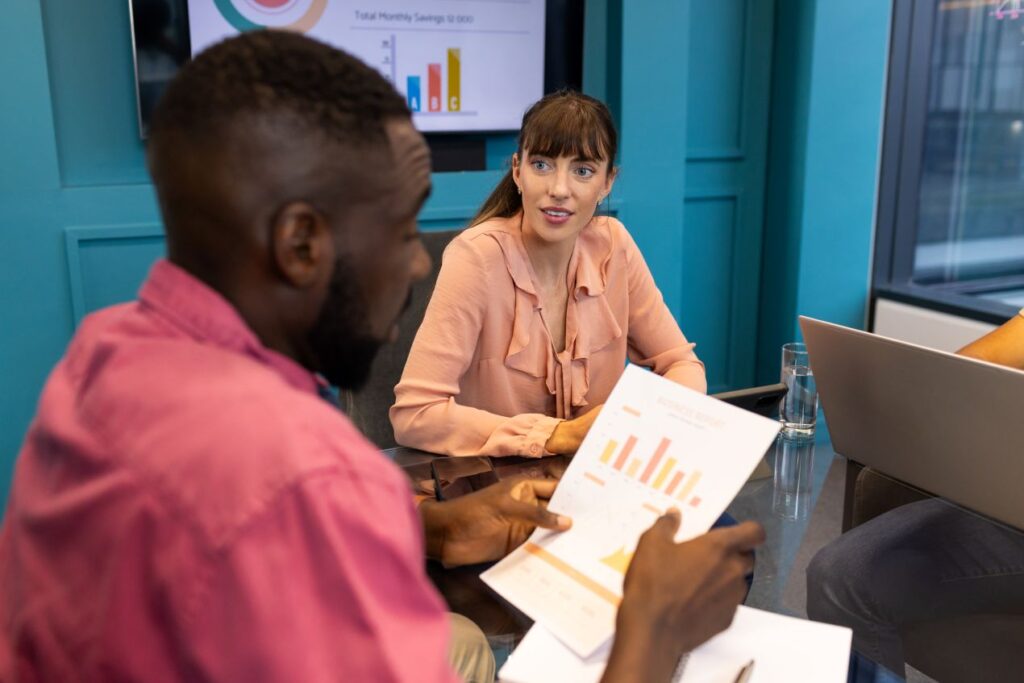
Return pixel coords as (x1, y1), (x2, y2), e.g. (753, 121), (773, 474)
(469, 166), (521, 227)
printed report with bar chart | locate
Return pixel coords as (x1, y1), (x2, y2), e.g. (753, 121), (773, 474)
(482, 365), (781, 657)
(187, 0), (545, 132)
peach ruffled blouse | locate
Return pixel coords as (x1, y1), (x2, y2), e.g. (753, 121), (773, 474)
(390, 215), (706, 457)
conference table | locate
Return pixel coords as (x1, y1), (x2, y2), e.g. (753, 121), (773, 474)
(386, 425), (906, 682)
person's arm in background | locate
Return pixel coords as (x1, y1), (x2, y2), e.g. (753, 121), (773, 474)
(391, 238), (561, 457)
(621, 224), (708, 394)
(957, 308), (1024, 370)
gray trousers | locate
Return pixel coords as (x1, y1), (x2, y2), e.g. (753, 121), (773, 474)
(806, 498), (1024, 672)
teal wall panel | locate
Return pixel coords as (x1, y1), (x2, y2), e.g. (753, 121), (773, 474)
(617, 1), (690, 317)
(756, 0), (890, 383)
(0, 2), (60, 192)
(681, 197), (738, 393)
(796, 1), (889, 330)
(40, 0), (149, 186)
(65, 225), (165, 323)
(688, 0), (747, 158)
(615, 0), (773, 394)
(582, 0), (622, 130)
(757, 0), (815, 384)
(684, 0), (775, 391)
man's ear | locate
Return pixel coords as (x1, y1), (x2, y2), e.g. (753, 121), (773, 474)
(271, 201), (335, 288)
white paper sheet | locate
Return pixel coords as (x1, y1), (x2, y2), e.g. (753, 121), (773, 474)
(499, 607), (853, 683)
(482, 366), (782, 657)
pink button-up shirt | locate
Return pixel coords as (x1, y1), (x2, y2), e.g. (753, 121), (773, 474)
(391, 215), (706, 458)
(0, 260), (456, 682)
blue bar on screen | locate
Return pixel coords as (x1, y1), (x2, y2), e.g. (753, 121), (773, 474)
(407, 76), (421, 112)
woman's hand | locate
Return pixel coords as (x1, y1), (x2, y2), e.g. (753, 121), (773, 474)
(544, 404), (603, 454)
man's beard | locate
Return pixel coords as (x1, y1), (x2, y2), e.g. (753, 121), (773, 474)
(306, 257), (384, 391)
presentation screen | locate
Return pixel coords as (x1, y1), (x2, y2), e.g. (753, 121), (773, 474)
(185, 0), (547, 133)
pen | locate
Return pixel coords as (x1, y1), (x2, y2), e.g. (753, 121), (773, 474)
(733, 659), (755, 683)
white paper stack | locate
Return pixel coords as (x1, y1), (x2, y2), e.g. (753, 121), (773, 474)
(500, 607), (853, 683)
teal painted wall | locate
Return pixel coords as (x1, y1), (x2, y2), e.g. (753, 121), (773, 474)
(0, 0), (892, 502)
(0, 0), (511, 505)
(617, 0), (777, 394)
(756, 0), (891, 383)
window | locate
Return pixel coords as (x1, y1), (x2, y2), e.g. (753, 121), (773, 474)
(874, 0), (1024, 322)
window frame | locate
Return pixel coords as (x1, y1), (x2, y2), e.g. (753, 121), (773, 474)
(872, 0), (1024, 325)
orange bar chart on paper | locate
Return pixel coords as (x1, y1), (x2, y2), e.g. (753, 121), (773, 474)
(482, 365), (782, 659)
(640, 438), (671, 484)
(612, 435), (638, 470)
(599, 440), (618, 464)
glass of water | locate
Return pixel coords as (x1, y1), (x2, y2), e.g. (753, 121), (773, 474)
(780, 342), (818, 435)
(772, 434), (816, 520)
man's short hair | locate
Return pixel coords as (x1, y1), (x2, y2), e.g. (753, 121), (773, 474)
(149, 30), (410, 148)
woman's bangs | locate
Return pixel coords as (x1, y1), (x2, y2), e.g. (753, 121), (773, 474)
(521, 107), (610, 163)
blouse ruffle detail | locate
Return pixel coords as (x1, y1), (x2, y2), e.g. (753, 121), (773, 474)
(488, 220), (623, 419)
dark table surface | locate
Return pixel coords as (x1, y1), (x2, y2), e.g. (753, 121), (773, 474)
(385, 426), (905, 682)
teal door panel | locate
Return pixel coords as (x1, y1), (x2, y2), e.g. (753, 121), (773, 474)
(65, 225), (166, 324)
(40, 0), (149, 187)
(682, 197), (738, 392)
(682, 0), (774, 391)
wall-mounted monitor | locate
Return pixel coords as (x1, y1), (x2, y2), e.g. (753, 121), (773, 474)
(129, 0), (583, 137)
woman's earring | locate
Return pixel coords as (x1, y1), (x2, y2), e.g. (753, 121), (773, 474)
(517, 186), (522, 194)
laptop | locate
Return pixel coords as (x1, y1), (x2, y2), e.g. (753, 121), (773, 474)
(800, 315), (1024, 531)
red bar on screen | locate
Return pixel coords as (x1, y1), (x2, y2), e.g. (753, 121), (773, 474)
(428, 63), (441, 112)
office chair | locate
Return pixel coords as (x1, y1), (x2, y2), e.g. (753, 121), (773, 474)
(344, 228), (462, 449)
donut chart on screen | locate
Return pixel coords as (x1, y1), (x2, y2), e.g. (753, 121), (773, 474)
(213, 0), (327, 32)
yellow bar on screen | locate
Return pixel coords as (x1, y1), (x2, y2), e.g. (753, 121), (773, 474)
(447, 48), (461, 111)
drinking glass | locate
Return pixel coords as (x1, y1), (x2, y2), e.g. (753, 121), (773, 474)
(772, 434), (816, 520)
(780, 342), (818, 435)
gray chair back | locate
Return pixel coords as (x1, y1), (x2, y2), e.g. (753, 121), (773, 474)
(345, 229), (462, 448)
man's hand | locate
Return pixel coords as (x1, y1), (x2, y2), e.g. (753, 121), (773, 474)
(602, 511), (765, 682)
(420, 479), (572, 567)
(545, 404), (603, 454)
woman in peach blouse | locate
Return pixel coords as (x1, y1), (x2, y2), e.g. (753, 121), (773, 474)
(391, 92), (706, 457)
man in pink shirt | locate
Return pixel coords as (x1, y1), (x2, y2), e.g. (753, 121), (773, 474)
(0, 32), (764, 682)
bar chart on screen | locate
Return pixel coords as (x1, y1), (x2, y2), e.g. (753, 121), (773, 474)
(483, 366), (782, 657)
(403, 44), (464, 114)
(341, 2), (544, 130)
(339, 1), (547, 131)
(187, 0), (545, 132)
